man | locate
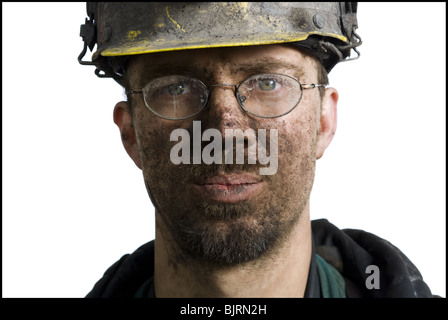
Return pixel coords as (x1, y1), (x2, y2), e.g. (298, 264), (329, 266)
(79, 2), (434, 298)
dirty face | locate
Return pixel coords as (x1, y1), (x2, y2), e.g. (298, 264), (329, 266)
(125, 45), (325, 266)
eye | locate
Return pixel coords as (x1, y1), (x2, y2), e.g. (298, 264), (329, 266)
(258, 79), (277, 91)
(167, 82), (189, 95)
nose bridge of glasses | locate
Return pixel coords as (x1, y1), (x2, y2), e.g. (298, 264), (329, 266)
(205, 82), (247, 119)
(207, 83), (240, 104)
(209, 83), (238, 91)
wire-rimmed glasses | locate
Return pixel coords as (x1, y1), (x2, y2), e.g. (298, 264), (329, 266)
(129, 73), (325, 120)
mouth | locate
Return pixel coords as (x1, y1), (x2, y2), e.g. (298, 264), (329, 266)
(192, 172), (264, 204)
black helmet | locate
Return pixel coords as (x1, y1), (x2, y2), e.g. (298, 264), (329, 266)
(79, 2), (362, 84)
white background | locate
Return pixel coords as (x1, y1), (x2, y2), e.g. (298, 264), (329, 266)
(2, 2), (445, 297)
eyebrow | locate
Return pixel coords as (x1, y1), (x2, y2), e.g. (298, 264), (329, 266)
(138, 64), (200, 84)
(140, 58), (306, 84)
(230, 59), (306, 79)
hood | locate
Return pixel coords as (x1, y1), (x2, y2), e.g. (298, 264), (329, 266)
(312, 219), (433, 297)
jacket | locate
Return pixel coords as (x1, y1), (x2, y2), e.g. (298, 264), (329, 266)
(85, 219), (434, 298)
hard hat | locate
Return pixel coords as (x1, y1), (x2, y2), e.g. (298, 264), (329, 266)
(79, 2), (362, 84)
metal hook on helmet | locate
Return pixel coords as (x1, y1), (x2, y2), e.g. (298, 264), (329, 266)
(339, 28), (362, 63)
(78, 41), (95, 66)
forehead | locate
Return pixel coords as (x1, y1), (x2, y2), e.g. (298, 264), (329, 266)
(126, 44), (318, 84)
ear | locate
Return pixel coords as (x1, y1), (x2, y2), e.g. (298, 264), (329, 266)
(113, 101), (142, 169)
(316, 88), (338, 159)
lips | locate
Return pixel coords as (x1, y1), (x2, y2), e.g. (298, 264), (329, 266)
(192, 173), (264, 203)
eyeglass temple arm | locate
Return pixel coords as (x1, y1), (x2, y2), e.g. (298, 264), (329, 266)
(301, 83), (327, 89)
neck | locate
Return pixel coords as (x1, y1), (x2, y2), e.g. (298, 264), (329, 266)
(154, 203), (312, 298)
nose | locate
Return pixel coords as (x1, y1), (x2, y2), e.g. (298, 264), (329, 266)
(198, 84), (257, 162)
(203, 83), (248, 134)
